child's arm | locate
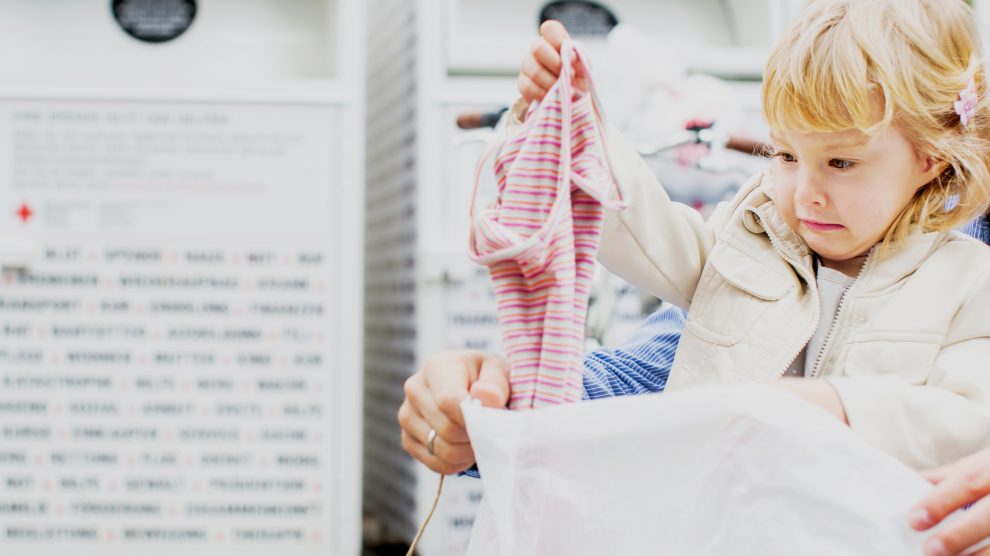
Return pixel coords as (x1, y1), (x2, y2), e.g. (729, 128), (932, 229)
(775, 378), (849, 424)
(509, 21), (760, 309)
(595, 124), (761, 308)
(503, 97), (761, 309)
(824, 270), (990, 471)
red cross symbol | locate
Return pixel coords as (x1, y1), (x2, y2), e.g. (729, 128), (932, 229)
(15, 203), (33, 223)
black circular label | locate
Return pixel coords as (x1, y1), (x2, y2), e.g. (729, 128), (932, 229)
(112, 0), (197, 44)
(540, 1), (618, 37)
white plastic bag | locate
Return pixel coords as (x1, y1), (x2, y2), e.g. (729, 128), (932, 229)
(462, 384), (934, 555)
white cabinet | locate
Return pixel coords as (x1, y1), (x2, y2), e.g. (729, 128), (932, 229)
(0, 2), (364, 554)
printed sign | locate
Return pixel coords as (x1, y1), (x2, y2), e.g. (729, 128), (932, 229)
(0, 99), (343, 553)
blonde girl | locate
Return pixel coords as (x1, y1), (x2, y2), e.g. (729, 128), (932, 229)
(398, 0), (990, 498)
(514, 0), (990, 471)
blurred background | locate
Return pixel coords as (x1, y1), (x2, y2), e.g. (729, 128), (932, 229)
(0, 1), (984, 555)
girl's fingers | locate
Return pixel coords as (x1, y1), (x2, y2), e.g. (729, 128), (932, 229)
(573, 77), (589, 93)
(521, 21), (591, 99)
(517, 73), (547, 103)
(531, 37), (563, 76)
(535, 25), (590, 93)
(573, 63), (590, 93)
(522, 54), (558, 92)
(540, 19), (570, 50)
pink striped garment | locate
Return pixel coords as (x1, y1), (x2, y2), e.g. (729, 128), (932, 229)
(469, 40), (626, 410)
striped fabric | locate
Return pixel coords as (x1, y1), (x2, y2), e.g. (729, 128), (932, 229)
(582, 302), (684, 399)
(960, 215), (990, 244)
(469, 40), (626, 410)
(460, 303), (683, 478)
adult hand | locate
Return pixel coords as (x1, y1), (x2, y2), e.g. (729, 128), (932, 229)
(910, 448), (990, 556)
(517, 20), (588, 103)
(398, 350), (510, 474)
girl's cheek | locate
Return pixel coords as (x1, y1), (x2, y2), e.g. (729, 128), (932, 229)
(773, 177), (795, 201)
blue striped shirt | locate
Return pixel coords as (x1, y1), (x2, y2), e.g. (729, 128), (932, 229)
(581, 303), (683, 398)
(960, 216), (990, 245)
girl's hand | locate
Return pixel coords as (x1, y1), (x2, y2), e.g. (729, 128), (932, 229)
(910, 448), (990, 556)
(774, 377), (849, 424)
(517, 20), (589, 103)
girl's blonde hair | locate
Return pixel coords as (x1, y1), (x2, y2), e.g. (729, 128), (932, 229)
(763, 0), (990, 244)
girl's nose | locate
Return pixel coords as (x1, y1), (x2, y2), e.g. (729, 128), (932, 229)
(794, 170), (827, 207)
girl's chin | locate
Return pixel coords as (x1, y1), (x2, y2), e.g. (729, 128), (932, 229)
(802, 239), (853, 261)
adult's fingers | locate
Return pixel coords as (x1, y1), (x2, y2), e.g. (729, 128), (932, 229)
(921, 494), (990, 556)
(403, 372), (470, 444)
(400, 428), (476, 476)
(912, 451), (990, 530)
(922, 467), (951, 485)
(924, 456), (973, 486)
(468, 354), (510, 409)
(420, 351), (478, 429)
(397, 400), (475, 473)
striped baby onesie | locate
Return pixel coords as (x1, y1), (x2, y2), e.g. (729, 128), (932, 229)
(469, 40), (626, 410)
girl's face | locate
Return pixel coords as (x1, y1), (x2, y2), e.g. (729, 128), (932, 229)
(769, 126), (940, 275)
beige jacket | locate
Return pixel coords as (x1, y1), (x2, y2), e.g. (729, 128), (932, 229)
(593, 120), (990, 470)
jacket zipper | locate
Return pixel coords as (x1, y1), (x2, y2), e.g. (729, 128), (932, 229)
(809, 246), (877, 378)
(759, 221), (820, 379)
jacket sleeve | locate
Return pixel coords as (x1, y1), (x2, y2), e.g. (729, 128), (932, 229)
(596, 124), (718, 309)
(505, 98), (752, 309)
(826, 269), (990, 470)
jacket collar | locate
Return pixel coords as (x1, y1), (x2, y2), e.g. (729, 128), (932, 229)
(741, 173), (813, 274)
(861, 229), (950, 291)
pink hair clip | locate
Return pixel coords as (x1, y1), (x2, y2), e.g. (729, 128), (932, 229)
(954, 78), (978, 126)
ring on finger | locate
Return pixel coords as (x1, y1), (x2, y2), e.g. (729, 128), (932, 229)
(427, 428), (438, 457)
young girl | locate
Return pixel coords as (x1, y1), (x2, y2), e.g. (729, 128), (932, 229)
(509, 0), (990, 471)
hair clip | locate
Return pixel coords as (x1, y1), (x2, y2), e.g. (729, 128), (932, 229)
(954, 78), (978, 126)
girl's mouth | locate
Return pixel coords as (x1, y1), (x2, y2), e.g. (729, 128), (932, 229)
(800, 219), (845, 232)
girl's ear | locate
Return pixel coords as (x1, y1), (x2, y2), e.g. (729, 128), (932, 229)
(917, 156), (947, 190)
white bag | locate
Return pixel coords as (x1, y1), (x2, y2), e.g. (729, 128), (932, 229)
(462, 384), (935, 555)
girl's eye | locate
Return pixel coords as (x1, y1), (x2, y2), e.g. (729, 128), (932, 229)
(774, 152), (796, 163)
(829, 159), (855, 169)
